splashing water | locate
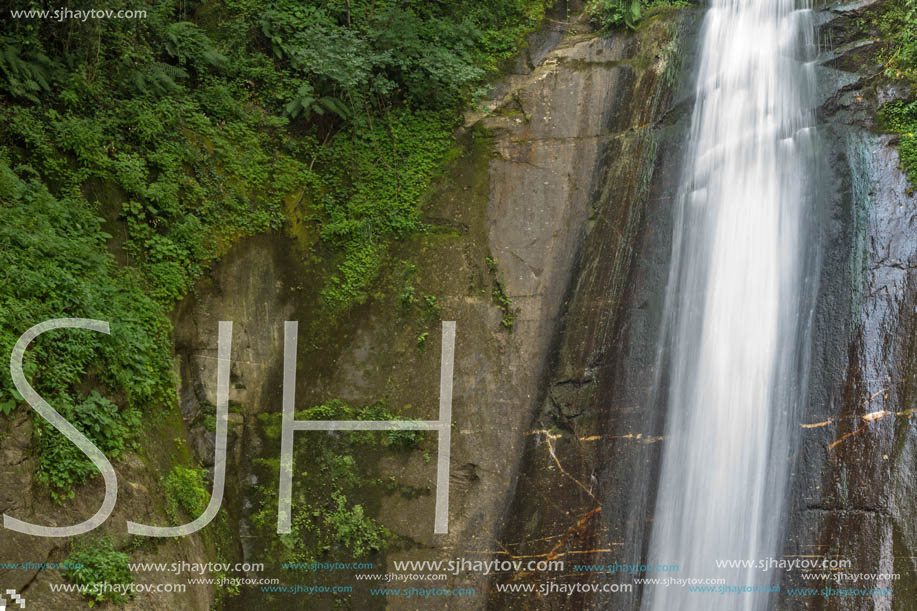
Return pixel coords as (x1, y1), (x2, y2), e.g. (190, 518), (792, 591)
(643, 1), (818, 609)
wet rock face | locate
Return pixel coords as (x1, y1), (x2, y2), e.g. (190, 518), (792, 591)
(489, 10), (699, 610)
(779, 2), (917, 610)
(170, 232), (301, 585)
(493, 0), (916, 609)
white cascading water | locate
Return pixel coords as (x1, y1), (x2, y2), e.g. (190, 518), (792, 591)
(643, 0), (817, 609)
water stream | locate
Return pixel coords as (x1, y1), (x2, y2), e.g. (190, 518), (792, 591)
(643, 0), (819, 609)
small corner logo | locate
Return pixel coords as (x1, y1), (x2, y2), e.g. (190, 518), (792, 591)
(0, 589), (25, 610)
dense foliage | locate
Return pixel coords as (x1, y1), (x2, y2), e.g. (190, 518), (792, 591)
(64, 537), (134, 604)
(587, 0), (644, 29)
(879, 99), (917, 186)
(586, 0), (691, 30)
(0, 0), (545, 498)
(163, 464), (210, 523)
(879, 0), (917, 82)
(252, 399), (423, 567)
(877, 0), (917, 185)
(0, 163), (161, 498)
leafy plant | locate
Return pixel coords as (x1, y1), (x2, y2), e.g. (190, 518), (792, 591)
(64, 537), (134, 604)
(484, 257), (518, 329)
(0, 45), (57, 102)
(317, 110), (455, 310)
(163, 465), (210, 524)
(294, 399), (424, 449)
(325, 491), (388, 557)
(0, 160), (162, 501)
(879, 100), (917, 188)
(875, 0), (917, 187)
(878, 0), (917, 83)
(36, 391), (141, 502)
(162, 21), (228, 73)
(587, 0), (692, 30)
(251, 398), (422, 566)
(284, 82), (351, 120)
(400, 284), (417, 308)
(587, 0), (642, 29)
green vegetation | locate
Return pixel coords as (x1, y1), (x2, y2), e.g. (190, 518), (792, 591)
(587, 0), (644, 29)
(64, 537), (134, 604)
(209, 509), (242, 603)
(252, 399), (422, 566)
(494, 281), (518, 329)
(422, 295), (442, 320)
(485, 257), (518, 329)
(0, 0), (547, 502)
(395, 259), (446, 352)
(0, 163), (155, 499)
(316, 111), (454, 309)
(163, 465), (210, 524)
(37, 392), (142, 502)
(262, 399), (424, 449)
(879, 100), (917, 188)
(876, 0), (917, 185)
(875, 0), (917, 186)
(878, 0), (917, 83)
(586, 0), (692, 30)
(399, 261), (418, 308)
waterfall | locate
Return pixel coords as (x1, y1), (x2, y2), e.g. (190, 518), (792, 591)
(643, 0), (818, 609)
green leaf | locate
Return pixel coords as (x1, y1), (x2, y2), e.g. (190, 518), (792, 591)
(625, 0), (641, 29)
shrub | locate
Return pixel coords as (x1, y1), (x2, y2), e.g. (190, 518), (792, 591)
(63, 537), (134, 604)
(163, 465), (210, 524)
